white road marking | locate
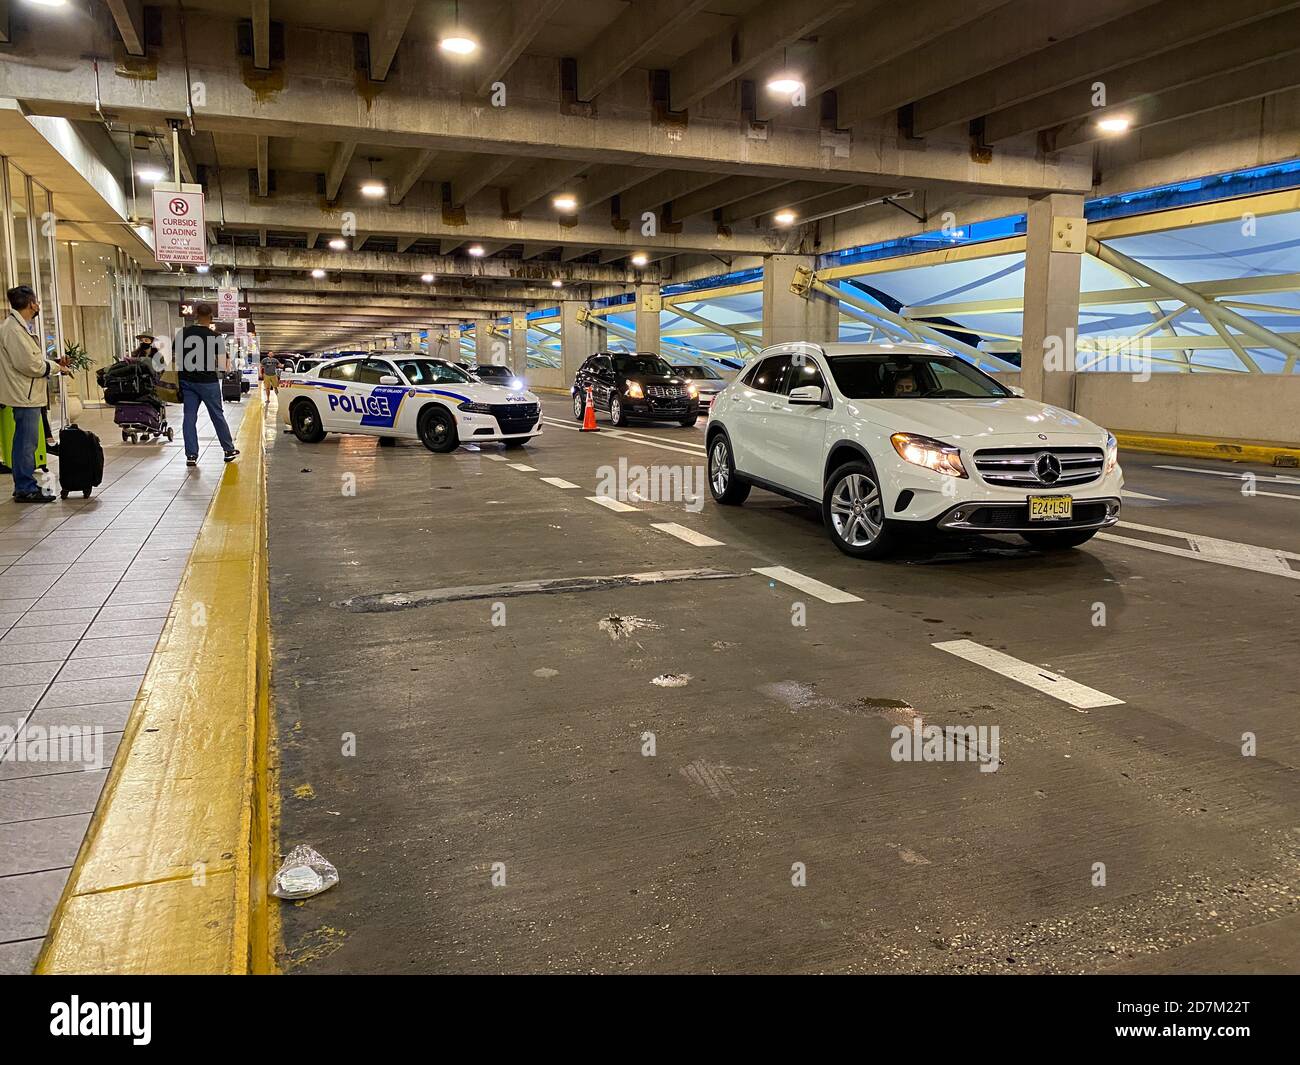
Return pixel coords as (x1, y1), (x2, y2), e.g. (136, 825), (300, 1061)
(1153, 464), (1300, 484)
(1099, 520), (1300, 580)
(651, 522), (725, 547)
(539, 476), (581, 489)
(508, 463), (537, 472)
(542, 418), (708, 458)
(933, 639), (1124, 709)
(587, 495), (639, 513)
(753, 565), (862, 604)
(484, 454), (510, 462)
(1121, 489), (1166, 501)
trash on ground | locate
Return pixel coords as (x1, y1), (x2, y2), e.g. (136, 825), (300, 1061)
(272, 844), (339, 900)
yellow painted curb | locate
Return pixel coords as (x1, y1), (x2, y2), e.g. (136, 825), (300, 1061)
(1114, 431), (1300, 468)
(36, 395), (276, 975)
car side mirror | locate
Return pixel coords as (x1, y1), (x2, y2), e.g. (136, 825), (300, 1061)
(379, 374), (399, 385)
(787, 384), (827, 405)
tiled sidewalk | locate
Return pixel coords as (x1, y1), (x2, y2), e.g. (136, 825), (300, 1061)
(0, 399), (249, 974)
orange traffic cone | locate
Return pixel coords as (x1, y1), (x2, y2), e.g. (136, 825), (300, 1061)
(580, 385), (599, 432)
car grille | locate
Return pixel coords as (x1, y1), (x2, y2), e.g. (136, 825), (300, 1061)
(646, 384), (687, 399)
(490, 402), (540, 434)
(973, 447), (1104, 488)
(961, 501), (1110, 528)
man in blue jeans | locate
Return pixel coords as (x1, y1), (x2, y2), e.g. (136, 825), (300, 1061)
(0, 285), (67, 502)
(174, 302), (238, 468)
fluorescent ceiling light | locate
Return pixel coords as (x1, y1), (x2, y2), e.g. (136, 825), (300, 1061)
(360, 181), (387, 198)
(630, 252), (648, 267)
(328, 237), (347, 250)
(773, 209), (797, 226)
(136, 166), (165, 183)
(311, 268), (326, 279)
(552, 193), (578, 211)
(467, 244), (485, 257)
(421, 273), (435, 283)
(1097, 116), (1132, 133)
(27, 0), (68, 7)
(766, 76), (804, 96)
(439, 36), (478, 55)
(195, 264), (210, 273)
(551, 279), (563, 288)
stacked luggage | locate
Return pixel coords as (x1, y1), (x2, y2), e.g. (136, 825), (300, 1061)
(96, 357), (175, 444)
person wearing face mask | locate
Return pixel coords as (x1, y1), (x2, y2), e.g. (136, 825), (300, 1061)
(0, 285), (69, 502)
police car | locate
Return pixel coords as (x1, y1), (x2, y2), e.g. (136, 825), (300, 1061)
(279, 353), (542, 453)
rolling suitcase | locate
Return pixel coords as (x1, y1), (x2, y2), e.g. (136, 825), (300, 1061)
(222, 370), (242, 402)
(56, 374), (103, 499)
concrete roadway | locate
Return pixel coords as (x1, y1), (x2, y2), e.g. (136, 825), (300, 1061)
(266, 396), (1299, 974)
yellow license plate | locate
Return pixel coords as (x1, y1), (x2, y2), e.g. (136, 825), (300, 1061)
(1029, 495), (1073, 521)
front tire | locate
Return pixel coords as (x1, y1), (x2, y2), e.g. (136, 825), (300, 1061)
(572, 391), (586, 421)
(679, 413), (698, 427)
(823, 460), (897, 559)
(290, 399), (326, 443)
(1021, 529), (1098, 551)
(418, 406), (459, 454)
(608, 394), (627, 427)
(707, 433), (750, 505)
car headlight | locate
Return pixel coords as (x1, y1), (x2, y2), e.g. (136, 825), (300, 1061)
(458, 400), (492, 413)
(1105, 431), (1119, 474)
(890, 432), (968, 478)
(625, 381), (644, 399)
(509, 377), (524, 390)
(686, 382), (698, 398)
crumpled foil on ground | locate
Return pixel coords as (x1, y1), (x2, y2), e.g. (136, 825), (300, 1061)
(271, 844), (339, 900)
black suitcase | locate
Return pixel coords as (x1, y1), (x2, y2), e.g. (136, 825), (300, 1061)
(222, 370), (242, 402)
(55, 374), (104, 499)
(58, 424), (104, 499)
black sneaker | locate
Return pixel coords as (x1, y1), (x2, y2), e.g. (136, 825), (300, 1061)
(13, 491), (55, 504)
(223, 449), (240, 463)
(186, 456), (198, 467)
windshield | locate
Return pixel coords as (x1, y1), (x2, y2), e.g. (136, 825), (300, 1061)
(613, 353), (674, 377)
(673, 364), (722, 380)
(826, 354), (1011, 399)
(394, 359), (473, 385)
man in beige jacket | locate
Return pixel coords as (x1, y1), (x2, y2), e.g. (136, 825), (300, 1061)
(1, 285), (66, 502)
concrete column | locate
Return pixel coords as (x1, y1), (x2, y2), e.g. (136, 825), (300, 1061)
(1020, 192), (1085, 409)
(509, 313), (529, 374)
(634, 282), (661, 352)
(408, 331), (421, 351)
(560, 300), (601, 382)
(761, 254), (839, 347)
(472, 318), (493, 364)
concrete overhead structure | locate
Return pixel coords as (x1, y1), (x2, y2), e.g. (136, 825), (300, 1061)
(560, 301), (604, 382)
(4, 0), (1294, 355)
(1020, 194), (1086, 408)
(762, 256), (839, 347)
(634, 282), (661, 353)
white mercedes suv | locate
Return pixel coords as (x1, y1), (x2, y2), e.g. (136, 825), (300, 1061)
(705, 342), (1123, 558)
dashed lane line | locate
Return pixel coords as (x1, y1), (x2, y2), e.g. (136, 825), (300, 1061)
(1099, 520), (1300, 580)
(1121, 489), (1166, 501)
(1153, 464), (1300, 485)
(933, 639), (1125, 709)
(508, 463), (537, 472)
(587, 496), (640, 513)
(650, 522), (725, 547)
(484, 454), (511, 462)
(539, 476), (581, 489)
(753, 565), (863, 604)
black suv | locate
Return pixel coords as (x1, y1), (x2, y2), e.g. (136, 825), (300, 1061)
(572, 351), (701, 427)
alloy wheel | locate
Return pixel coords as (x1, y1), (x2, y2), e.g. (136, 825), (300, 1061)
(830, 472), (883, 547)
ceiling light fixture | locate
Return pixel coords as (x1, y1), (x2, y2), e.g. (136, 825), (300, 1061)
(551, 279), (563, 288)
(136, 166), (165, 183)
(421, 273), (435, 283)
(552, 193), (578, 211)
(1097, 115), (1132, 133)
(630, 252), (648, 267)
(439, 1), (478, 56)
(196, 264), (210, 273)
(360, 181), (386, 198)
(311, 268), (326, 279)
(766, 77), (803, 96)
(773, 209), (798, 227)
(467, 244), (485, 257)
(328, 237), (347, 250)
(26, 0), (68, 7)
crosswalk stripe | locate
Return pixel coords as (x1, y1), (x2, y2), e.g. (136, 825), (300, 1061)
(508, 463), (537, 472)
(933, 639), (1124, 709)
(539, 476), (580, 489)
(587, 495), (639, 513)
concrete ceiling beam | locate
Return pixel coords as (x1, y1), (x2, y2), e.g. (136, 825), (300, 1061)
(106, 0), (146, 57)
(578, 0), (710, 102)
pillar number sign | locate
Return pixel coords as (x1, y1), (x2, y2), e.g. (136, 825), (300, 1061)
(152, 189), (207, 265)
(216, 287), (240, 321)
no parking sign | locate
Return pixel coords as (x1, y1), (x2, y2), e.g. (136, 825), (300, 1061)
(152, 189), (207, 265)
